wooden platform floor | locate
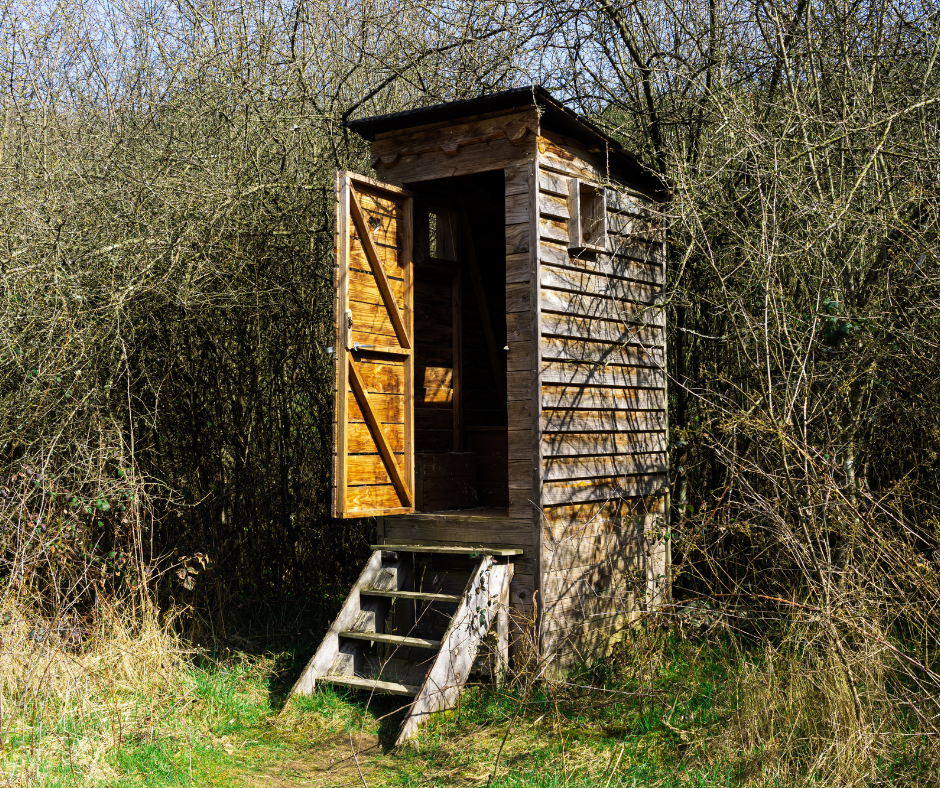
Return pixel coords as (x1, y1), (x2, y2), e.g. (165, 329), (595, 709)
(380, 507), (535, 612)
(415, 508), (511, 520)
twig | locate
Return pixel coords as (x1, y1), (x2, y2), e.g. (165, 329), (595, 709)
(349, 728), (369, 788)
(603, 744), (625, 788)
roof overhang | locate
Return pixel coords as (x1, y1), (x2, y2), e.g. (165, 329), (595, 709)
(343, 86), (664, 198)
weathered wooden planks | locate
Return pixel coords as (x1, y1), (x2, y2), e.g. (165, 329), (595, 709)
(541, 265), (663, 303)
(540, 311), (665, 341)
(541, 384), (665, 410)
(539, 241), (663, 282)
(542, 506), (658, 539)
(542, 474), (666, 505)
(507, 340), (531, 372)
(415, 452), (478, 510)
(346, 358), (405, 394)
(461, 206), (506, 407)
(384, 519), (532, 551)
(607, 211), (662, 241)
(543, 453), (666, 482)
(540, 289), (661, 321)
(539, 216), (567, 243)
(348, 299), (402, 339)
(543, 525), (644, 570)
(541, 336), (664, 366)
(347, 422), (404, 454)
(542, 430), (667, 457)
(349, 269), (405, 306)
(542, 408), (666, 433)
(371, 109), (538, 164)
(335, 173), (415, 518)
(506, 281), (531, 312)
(348, 389), (404, 423)
(505, 192), (529, 224)
(375, 136), (537, 185)
(541, 361), (665, 388)
(347, 453), (406, 485)
(348, 359), (412, 507)
(606, 187), (656, 217)
(331, 102), (672, 667)
(289, 551), (386, 698)
(505, 222), (530, 254)
(531, 132), (668, 658)
(396, 558), (514, 745)
(346, 482), (410, 512)
(538, 134), (606, 182)
(350, 190), (411, 349)
(505, 165), (531, 196)
(506, 252), (531, 284)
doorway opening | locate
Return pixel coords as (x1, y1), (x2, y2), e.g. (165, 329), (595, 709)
(408, 170), (508, 512)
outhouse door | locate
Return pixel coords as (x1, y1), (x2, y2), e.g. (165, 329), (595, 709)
(333, 171), (415, 519)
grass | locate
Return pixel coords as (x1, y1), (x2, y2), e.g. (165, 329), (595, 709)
(0, 627), (742, 787)
(2, 623), (937, 787)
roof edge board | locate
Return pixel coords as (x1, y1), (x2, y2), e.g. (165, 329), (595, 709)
(344, 85), (664, 197)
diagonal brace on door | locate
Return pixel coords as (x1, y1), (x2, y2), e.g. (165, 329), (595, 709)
(347, 358), (413, 507)
(350, 189), (411, 350)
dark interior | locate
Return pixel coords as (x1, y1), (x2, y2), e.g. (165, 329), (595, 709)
(407, 170), (508, 511)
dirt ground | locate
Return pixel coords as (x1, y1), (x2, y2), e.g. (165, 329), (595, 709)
(245, 732), (388, 788)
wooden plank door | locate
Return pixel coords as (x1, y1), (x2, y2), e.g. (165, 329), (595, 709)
(334, 172), (414, 518)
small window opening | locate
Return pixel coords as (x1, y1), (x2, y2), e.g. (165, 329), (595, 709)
(429, 210), (457, 260)
(567, 178), (607, 253)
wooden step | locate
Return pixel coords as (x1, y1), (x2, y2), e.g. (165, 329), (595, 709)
(321, 674), (420, 697)
(289, 548), (515, 748)
(338, 631), (441, 649)
(374, 544), (523, 557)
(362, 589), (461, 603)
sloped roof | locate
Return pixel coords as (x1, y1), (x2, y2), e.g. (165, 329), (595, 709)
(343, 86), (663, 195)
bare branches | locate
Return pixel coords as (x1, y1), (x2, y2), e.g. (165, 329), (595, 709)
(532, 0), (940, 777)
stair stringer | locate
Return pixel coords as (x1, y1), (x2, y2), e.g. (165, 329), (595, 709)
(288, 550), (384, 700)
(396, 556), (514, 746)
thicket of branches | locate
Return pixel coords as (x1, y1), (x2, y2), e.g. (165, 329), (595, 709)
(1, 0), (939, 781)
(0, 0), (533, 635)
(549, 0), (940, 777)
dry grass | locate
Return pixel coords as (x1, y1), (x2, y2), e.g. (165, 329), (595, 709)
(0, 597), (192, 785)
(0, 603), (937, 786)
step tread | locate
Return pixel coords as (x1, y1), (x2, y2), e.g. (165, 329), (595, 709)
(373, 544), (523, 556)
(322, 674), (420, 697)
(338, 630), (441, 649)
(362, 589), (461, 603)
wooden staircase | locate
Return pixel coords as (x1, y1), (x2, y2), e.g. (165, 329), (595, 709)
(288, 544), (520, 745)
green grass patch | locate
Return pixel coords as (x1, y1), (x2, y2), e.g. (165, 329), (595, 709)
(5, 629), (937, 787)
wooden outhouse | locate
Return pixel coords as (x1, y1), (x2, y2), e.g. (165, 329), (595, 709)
(292, 87), (668, 742)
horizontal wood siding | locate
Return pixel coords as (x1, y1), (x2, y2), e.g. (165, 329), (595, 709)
(536, 139), (668, 669)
